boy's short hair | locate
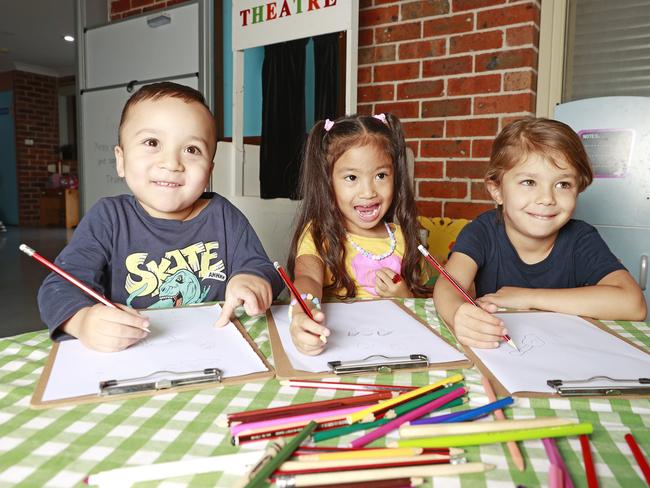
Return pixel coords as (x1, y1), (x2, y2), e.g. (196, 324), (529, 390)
(486, 117), (593, 192)
(117, 82), (216, 145)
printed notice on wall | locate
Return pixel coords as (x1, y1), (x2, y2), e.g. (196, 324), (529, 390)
(578, 129), (635, 178)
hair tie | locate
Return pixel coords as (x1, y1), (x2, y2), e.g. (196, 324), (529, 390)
(373, 113), (388, 125)
(324, 119), (335, 131)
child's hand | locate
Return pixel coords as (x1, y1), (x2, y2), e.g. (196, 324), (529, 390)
(290, 309), (329, 355)
(215, 274), (273, 327)
(375, 268), (411, 298)
(479, 286), (533, 310)
(452, 302), (507, 349)
(63, 303), (150, 352)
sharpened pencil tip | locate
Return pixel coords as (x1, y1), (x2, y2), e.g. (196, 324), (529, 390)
(508, 339), (519, 351)
(273, 261), (280, 269)
(19, 244), (35, 256)
(417, 244), (428, 255)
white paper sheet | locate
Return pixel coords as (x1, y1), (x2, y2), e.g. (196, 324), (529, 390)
(42, 303), (267, 402)
(471, 312), (650, 394)
(270, 300), (466, 373)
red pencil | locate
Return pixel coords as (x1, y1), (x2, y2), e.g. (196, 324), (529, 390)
(579, 434), (599, 488)
(625, 433), (650, 484)
(227, 391), (392, 426)
(417, 245), (518, 351)
(273, 261), (326, 343)
(20, 243), (117, 309)
(272, 456), (451, 477)
(280, 379), (417, 393)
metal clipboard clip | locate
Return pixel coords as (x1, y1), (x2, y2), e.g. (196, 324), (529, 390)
(99, 367), (223, 396)
(327, 354), (429, 375)
(547, 376), (650, 396)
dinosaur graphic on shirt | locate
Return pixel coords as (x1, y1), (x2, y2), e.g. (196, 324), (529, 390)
(126, 269), (210, 308)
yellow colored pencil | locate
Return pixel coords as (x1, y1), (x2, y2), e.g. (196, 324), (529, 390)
(346, 373), (464, 424)
(296, 447), (422, 462)
(400, 417), (575, 438)
(279, 453), (456, 471)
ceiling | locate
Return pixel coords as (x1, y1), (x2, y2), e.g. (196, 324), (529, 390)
(0, 0), (77, 76)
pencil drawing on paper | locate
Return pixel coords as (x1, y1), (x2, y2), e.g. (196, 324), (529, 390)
(347, 328), (395, 337)
(509, 334), (545, 356)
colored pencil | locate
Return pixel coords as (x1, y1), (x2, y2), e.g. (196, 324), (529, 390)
(548, 463), (564, 488)
(273, 262), (326, 343)
(234, 415), (352, 445)
(417, 245), (517, 350)
(302, 478), (422, 488)
(400, 417), (574, 438)
(273, 454), (454, 476)
(542, 437), (574, 488)
(280, 379), (416, 393)
(409, 396), (512, 425)
(350, 387), (468, 448)
(20, 244), (117, 310)
(273, 462), (495, 487)
(347, 374), (464, 424)
(481, 376), (525, 472)
(625, 433), (650, 484)
(227, 391), (391, 426)
(579, 435), (599, 488)
(384, 385), (465, 419)
(392, 422), (593, 448)
(313, 398), (466, 443)
(294, 447), (462, 456)
(297, 448), (423, 462)
(243, 421), (317, 488)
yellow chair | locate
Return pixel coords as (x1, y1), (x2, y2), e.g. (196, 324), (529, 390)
(418, 217), (469, 284)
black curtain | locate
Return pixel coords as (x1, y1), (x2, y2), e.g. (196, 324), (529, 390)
(260, 38), (307, 199)
(313, 32), (339, 121)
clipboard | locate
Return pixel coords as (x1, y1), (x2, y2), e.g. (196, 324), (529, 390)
(31, 305), (274, 409)
(267, 299), (471, 379)
(462, 312), (650, 399)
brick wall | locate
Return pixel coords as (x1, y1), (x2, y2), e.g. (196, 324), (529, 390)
(110, 0), (540, 219)
(13, 71), (60, 225)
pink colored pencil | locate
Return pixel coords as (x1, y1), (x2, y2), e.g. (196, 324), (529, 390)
(542, 438), (573, 488)
(549, 464), (564, 488)
(350, 386), (467, 448)
(20, 243), (117, 309)
(281, 379), (416, 393)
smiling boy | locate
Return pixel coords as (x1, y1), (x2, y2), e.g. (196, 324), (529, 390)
(38, 82), (282, 352)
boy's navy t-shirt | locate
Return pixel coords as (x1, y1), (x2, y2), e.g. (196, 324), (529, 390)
(452, 209), (625, 298)
(38, 193), (284, 339)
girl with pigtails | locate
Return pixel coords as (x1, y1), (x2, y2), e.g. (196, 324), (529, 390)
(286, 113), (431, 355)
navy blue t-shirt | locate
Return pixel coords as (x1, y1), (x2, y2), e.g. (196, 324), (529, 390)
(452, 210), (625, 298)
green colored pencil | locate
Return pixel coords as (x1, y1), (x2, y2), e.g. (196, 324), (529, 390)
(243, 421), (317, 488)
(393, 422), (593, 448)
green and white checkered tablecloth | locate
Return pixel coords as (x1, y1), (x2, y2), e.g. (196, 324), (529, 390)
(0, 299), (648, 487)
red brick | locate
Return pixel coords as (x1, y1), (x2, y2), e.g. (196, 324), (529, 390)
(423, 56), (472, 77)
(453, 0), (505, 12)
(450, 31), (503, 54)
(476, 48), (537, 72)
(374, 62), (420, 82)
(419, 181), (468, 199)
(474, 93), (535, 114)
(397, 79), (444, 99)
(446, 160), (489, 179)
(375, 22), (422, 44)
(503, 70), (535, 91)
(416, 200), (443, 217)
(358, 66), (372, 84)
(445, 201), (495, 219)
(406, 140), (419, 157)
(360, 0), (373, 8)
(421, 139), (471, 158)
(472, 138), (494, 158)
(446, 118), (499, 137)
(111, 0), (131, 15)
(359, 28), (374, 46)
(402, 121), (444, 139)
(373, 101), (420, 119)
(401, 0), (449, 20)
(399, 39), (446, 60)
(359, 45), (396, 65)
(132, 0), (154, 7)
(360, 5), (399, 26)
(471, 182), (492, 200)
(478, 3), (540, 29)
(500, 115), (526, 130)
(123, 8), (143, 18)
(414, 160), (444, 179)
(423, 13), (474, 37)
(422, 98), (472, 118)
(358, 84), (395, 103)
(357, 104), (374, 116)
(506, 25), (539, 47)
(448, 74), (501, 95)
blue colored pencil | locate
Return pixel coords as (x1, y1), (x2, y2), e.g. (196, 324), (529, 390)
(410, 397), (514, 426)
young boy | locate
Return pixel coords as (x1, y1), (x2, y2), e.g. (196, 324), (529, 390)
(38, 82), (283, 352)
(434, 117), (647, 349)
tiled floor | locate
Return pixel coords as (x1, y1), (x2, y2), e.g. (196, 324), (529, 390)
(0, 226), (71, 337)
